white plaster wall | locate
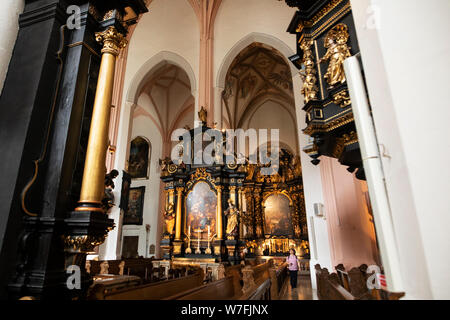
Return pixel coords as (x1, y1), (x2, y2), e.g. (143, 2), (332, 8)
(245, 100), (298, 154)
(0, 0), (24, 94)
(121, 114), (163, 258)
(292, 74), (333, 290)
(351, 0), (450, 299)
(320, 157), (379, 270)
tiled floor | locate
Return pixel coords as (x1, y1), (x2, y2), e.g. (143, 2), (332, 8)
(279, 274), (318, 300)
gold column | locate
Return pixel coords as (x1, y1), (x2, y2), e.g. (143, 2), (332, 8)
(76, 27), (127, 212)
(168, 188), (175, 207)
(216, 186), (224, 240)
(229, 186), (236, 205)
(238, 187), (244, 240)
(175, 187), (184, 241)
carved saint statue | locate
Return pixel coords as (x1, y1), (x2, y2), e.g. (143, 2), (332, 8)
(299, 39), (319, 103)
(225, 199), (239, 240)
(163, 203), (175, 237)
(198, 106), (208, 124)
(320, 24), (352, 87)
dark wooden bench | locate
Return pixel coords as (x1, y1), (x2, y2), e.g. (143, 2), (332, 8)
(165, 260), (282, 300)
(315, 264), (405, 300)
(88, 269), (205, 300)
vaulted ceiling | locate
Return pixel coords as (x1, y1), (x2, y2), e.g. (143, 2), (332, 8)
(135, 64), (194, 142)
(222, 42), (296, 130)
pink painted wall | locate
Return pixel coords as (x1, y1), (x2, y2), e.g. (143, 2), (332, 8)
(320, 157), (380, 271)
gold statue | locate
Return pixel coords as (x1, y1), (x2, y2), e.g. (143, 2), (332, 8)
(225, 199), (239, 240)
(320, 24), (352, 87)
(198, 106), (208, 124)
(292, 156), (302, 178)
(163, 203), (175, 237)
(299, 39), (319, 103)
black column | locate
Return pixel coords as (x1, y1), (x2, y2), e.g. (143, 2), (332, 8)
(0, 0), (147, 300)
(0, 0), (108, 300)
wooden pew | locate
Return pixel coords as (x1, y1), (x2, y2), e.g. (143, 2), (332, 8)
(87, 258), (162, 283)
(88, 269), (205, 300)
(165, 260), (279, 301)
(315, 264), (405, 300)
(269, 262), (288, 300)
(163, 276), (239, 300)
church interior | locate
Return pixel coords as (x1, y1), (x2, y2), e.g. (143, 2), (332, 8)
(0, 0), (449, 302)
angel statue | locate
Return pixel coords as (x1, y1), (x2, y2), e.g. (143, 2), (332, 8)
(320, 24), (352, 87)
(163, 203), (175, 237)
(198, 106), (208, 125)
(225, 199), (239, 240)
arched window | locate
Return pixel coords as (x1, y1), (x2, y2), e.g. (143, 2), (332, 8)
(128, 136), (150, 179)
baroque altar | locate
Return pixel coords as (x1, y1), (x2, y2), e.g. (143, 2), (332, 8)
(159, 111), (309, 265)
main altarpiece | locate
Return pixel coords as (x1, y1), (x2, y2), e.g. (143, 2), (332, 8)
(158, 113), (309, 267)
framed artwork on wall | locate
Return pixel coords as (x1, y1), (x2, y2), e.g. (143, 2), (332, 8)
(128, 136), (150, 179)
(123, 186), (145, 225)
(122, 236), (139, 259)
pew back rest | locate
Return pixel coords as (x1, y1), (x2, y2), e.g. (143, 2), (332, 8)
(164, 276), (237, 300)
(93, 270), (204, 300)
(225, 264), (244, 296)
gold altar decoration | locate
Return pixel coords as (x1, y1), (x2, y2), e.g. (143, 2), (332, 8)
(225, 199), (239, 240)
(333, 90), (352, 108)
(175, 187), (184, 241)
(163, 202), (175, 238)
(300, 39), (319, 103)
(320, 23), (352, 87)
(216, 186), (224, 240)
(76, 26), (127, 213)
(198, 106), (208, 124)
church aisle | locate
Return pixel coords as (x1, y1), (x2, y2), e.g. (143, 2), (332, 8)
(279, 275), (317, 300)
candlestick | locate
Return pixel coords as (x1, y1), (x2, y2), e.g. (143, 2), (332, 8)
(185, 226), (192, 254)
(205, 226), (212, 254)
(195, 229), (201, 254)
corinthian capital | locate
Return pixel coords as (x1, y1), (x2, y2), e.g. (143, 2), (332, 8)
(95, 27), (127, 56)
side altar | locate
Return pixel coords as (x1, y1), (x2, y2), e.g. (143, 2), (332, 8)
(158, 109), (309, 265)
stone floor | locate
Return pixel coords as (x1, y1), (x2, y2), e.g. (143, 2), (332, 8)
(279, 274), (318, 300)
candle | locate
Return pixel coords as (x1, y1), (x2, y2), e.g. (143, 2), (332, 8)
(188, 226), (191, 236)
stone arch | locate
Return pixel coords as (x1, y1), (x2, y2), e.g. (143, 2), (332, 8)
(216, 32), (297, 89)
(127, 51), (197, 104)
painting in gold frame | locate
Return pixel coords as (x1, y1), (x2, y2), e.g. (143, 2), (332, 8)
(264, 193), (293, 236)
(185, 182), (217, 240)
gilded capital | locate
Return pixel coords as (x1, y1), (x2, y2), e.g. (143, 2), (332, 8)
(95, 27), (127, 56)
(176, 186), (185, 194)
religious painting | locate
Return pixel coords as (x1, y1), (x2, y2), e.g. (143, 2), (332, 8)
(185, 182), (217, 240)
(264, 193), (293, 236)
(123, 187), (145, 225)
(122, 236), (139, 259)
(128, 137), (150, 179)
